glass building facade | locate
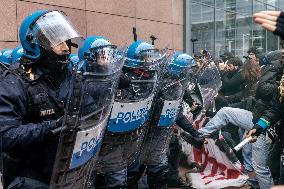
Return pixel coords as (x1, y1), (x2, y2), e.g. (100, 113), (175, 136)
(187, 0), (284, 58)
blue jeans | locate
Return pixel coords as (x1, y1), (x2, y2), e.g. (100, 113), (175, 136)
(239, 128), (253, 172)
(199, 107), (254, 136)
(252, 134), (274, 189)
(198, 107), (254, 172)
(198, 107), (274, 189)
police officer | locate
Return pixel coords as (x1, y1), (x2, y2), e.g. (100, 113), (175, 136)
(0, 48), (12, 65)
(0, 10), (83, 188)
(67, 53), (79, 71)
(48, 35), (124, 189)
(128, 53), (204, 188)
(94, 40), (164, 189)
(146, 53), (198, 188)
(0, 48), (13, 74)
(11, 45), (23, 65)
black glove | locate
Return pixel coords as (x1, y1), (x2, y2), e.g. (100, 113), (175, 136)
(274, 11), (284, 40)
(180, 132), (205, 149)
(49, 116), (65, 135)
(205, 110), (216, 118)
(251, 124), (264, 137)
(118, 74), (131, 89)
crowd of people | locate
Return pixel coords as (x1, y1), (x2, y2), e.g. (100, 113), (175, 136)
(0, 9), (284, 189)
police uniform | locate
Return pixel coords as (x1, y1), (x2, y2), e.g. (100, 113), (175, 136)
(0, 63), (71, 188)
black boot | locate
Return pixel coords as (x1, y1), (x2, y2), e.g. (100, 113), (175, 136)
(166, 175), (189, 188)
(166, 135), (190, 188)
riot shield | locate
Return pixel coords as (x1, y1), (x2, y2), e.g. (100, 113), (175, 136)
(95, 49), (167, 173)
(196, 61), (222, 111)
(49, 45), (124, 189)
(196, 62), (241, 165)
(142, 74), (190, 164)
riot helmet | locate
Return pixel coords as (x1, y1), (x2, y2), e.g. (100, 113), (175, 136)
(77, 36), (124, 76)
(0, 48), (13, 65)
(19, 10), (83, 62)
(123, 40), (167, 81)
(166, 52), (196, 78)
(68, 54), (79, 71)
(160, 52), (195, 100)
(125, 41), (165, 70)
(11, 45), (23, 64)
(77, 36), (124, 122)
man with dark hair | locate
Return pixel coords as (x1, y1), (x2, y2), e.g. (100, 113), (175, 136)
(247, 47), (261, 61)
(216, 56), (244, 109)
(220, 51), (234, 63)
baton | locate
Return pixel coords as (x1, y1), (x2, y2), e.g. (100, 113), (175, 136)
(234, 136), (256, 151)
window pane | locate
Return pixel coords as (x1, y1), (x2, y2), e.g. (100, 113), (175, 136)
(191, 3), (214, 54)
(192, 0), (214, 6)
(276, 0), (284, 10)
(236, 0), (252, 16)
(253, 0), (266, 13)
(215, 9), (237, 57)
(188, 1), (282, 57)
(236, 17), (253, 58)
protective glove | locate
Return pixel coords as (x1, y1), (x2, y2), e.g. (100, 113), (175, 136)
(118, 74), (131, 89)
(49, 116), (65, 135)
(274, 12), (284, 40)
(180, 132), (205, 149)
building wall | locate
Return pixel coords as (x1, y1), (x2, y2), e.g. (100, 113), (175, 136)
(0, 0), (184, 51)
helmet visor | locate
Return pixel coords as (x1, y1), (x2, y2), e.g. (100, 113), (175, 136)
(29, 11), (83, 50)
(78, 45), (124, 76)
(125, 49), (167, 70)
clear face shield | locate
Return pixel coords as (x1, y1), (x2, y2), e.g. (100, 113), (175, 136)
(27, 11), (83, 51)
(125, 49), (167, 70)
(162, 67), (193, 98)
(79, 45), (124, 125)
(196, 62), (222, 110)
(78, 45), (124, 77)
(123, 48), (167, 84)
(117, 49), (167, 101)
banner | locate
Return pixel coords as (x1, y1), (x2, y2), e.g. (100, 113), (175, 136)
(181, 105), (248, 189)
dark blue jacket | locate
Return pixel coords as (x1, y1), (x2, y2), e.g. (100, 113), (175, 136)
(0, 64), (71, 183)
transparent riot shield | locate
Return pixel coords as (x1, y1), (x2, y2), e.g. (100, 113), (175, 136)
(197, 61), (222, 111)
(141, 55), (193, 164)
(96, 49), (167, 173)
(49, 45), (124, 189)
(196, 62), (241, 165)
